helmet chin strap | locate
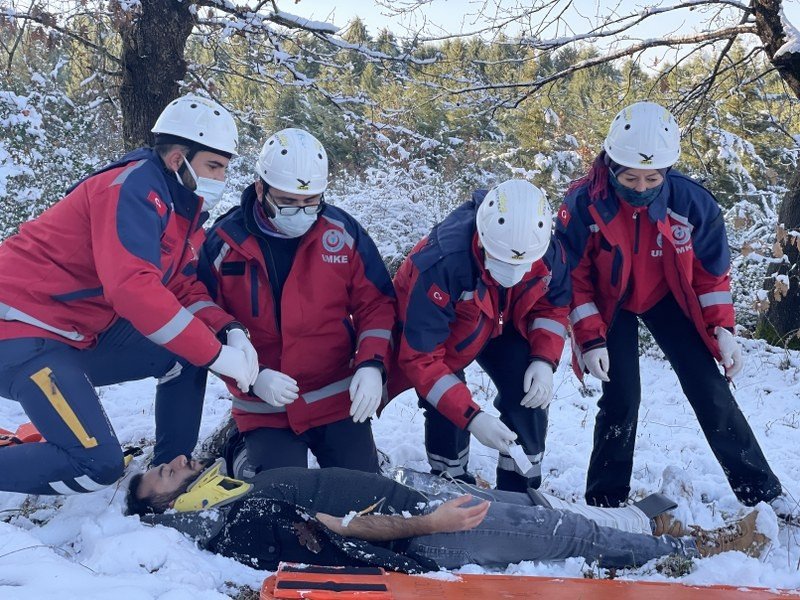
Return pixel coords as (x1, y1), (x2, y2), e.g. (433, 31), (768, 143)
(258, 181), (277, 218)
(172, 143), (200, 191)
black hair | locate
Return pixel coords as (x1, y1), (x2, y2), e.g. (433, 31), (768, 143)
(125, 471), (192, 516)
(153, 135), (192, 163)
(153, 133), (233, 160)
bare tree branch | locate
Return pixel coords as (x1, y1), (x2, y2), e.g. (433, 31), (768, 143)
(7, 11), (121, 66)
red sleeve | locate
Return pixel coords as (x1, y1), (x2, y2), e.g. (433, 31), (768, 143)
(87, 172), (221, 366)
(349, 248), (397, 370)
(395, 260), (481, 430)
(167, 228), (236, 334)
(523, 296), (568, 368)
(690, 213), (735, 334)
(569, 247), (607, 351)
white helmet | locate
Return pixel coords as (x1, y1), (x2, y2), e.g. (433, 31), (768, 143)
(476, 180), (552, 264)
(256, 128), (328, 195)
(151, 94), (238, 156)
(603, 101), (680, 169)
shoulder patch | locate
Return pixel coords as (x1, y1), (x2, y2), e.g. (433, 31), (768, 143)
(147, 191), (167, 217)
(427, 283), (450, 308)
(557, 203), (571, 228)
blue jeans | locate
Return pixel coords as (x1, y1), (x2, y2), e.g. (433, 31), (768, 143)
(398, 469), (695, 569)
(242, 417), (380, 473)
(407, 501), (692, 569)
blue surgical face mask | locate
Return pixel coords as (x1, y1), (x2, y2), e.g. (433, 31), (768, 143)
(609, 173), (663, 207)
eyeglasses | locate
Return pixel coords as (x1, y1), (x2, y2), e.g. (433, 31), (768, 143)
(266, 192), (325, 216)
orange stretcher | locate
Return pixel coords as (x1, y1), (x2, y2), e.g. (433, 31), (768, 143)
(261, 563), (796, 599)
(0, 422), (43, 447)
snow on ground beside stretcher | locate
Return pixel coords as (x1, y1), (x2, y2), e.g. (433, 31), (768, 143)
(1, 336), (799, 598)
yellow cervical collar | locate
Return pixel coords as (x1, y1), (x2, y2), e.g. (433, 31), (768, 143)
(173, 458), (252, 512)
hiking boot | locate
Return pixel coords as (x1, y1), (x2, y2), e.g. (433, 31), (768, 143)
(652, 513), (687, 537)
(691, 511), (767, 558)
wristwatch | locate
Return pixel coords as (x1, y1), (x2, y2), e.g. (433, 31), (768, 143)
(217, 321), (250, 342)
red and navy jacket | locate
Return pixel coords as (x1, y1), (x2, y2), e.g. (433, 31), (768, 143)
(0, 148), (234, 366)
(388, 191), (571, 429)
(555, 169), (734, 378)
(199, 186), (397, 434)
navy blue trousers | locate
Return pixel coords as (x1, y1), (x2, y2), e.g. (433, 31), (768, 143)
(240, 418), (380, 475)
(586, 294), (782, 507)
(0, 320), (205, 494)
(421, 327), (548, 492)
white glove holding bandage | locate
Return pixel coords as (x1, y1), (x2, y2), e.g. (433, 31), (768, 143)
(467, 412), (517, 452)
(715, 326), (743, 378)
(349, 366), (383, 423)
(521, 360), (554, 409)
(253, 368), (299, 407)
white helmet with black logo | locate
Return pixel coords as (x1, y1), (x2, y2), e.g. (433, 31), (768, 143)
(603, 101), (680, 169)
(256, 128), (328, 195)
(476, 179), (552, 264)
(151, 94), (238, 156)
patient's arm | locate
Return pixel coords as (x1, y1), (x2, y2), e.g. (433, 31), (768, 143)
(316, 495), (489, 542)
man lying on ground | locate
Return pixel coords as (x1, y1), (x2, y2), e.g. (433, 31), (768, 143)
(126, 456), (767, 573)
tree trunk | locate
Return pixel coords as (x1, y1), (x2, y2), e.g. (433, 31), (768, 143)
(118, 0), (194, 150)
(759, 170), (800, 347)
(750, 0), (800, 97)
(751, 0), (800, 346)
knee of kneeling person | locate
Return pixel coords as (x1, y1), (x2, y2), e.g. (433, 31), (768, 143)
(72, 443), (125, 488)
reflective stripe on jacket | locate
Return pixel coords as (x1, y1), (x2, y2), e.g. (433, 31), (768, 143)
(0, 148), (233, 366)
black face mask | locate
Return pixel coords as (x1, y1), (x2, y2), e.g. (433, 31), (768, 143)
(610, 173), (663, 207)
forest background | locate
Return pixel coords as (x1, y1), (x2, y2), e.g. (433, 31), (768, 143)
(1, 0), (799, 343)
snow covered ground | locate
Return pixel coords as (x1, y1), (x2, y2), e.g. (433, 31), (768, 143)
(1, 336), (799, 598)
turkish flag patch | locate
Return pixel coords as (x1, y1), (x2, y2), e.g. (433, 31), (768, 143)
(427, 283), (450, 308)
(148, 191), (167, 217)
(557, 204), (571, 228)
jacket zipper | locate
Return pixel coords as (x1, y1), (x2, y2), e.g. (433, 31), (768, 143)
(249, 264), (260, 318)
(496, 287), (508, 335)
(633, 210), (641, 255)
(261, 240), (281, 333)
(171, 209), (201, 285)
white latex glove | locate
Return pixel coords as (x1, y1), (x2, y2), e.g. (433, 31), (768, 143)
(521, 360), (554, 409)
(349, 366), (383, 423)
(715, 326), (743, 379)
(253, 368), (299, 407)
(226, 328), (259, 387)
(467, 412), (517, 452)
(210, 345), (253, 393)
(583, 347), (610, 382)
